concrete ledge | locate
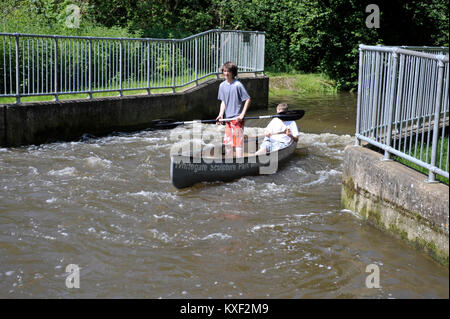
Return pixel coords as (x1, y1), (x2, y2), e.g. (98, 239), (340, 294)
(341, 145), (449, 266)
(0, 76), (269, 147)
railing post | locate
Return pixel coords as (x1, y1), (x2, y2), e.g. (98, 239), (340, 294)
(383, 49), (399, 161)
(195, 37), (198, 85)
(236, 32), (240, 69)
(88, 38), (92, 99)
(253, 33), (258, 77)
(172, 40), (175, 93)
(119, 39), (123, 96)
(355, 46), (364, 146)
(147, 40), (151, 95)
(216, 31), (219, 78)
(15, 34), (20, 104)
(427, 58), (445, 183)
(371, 51), (381, 137)
(54, 36), (58, 101)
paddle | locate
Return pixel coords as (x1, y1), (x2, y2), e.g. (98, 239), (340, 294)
(150, 109), (305, 130)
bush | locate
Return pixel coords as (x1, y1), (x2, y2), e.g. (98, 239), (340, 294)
(2, 0), (448, 92)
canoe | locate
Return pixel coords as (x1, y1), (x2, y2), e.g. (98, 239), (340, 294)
(170, 136), (298, 188)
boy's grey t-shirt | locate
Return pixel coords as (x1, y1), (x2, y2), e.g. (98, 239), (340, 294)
(217, 79), (250, 119)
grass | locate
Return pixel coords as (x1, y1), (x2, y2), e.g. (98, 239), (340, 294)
(394, 135), (449, 185)
(265, 71), (337, 97)
(0, 71), (335, 104)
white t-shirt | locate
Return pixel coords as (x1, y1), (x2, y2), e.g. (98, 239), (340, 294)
(265, 118), (299, 144)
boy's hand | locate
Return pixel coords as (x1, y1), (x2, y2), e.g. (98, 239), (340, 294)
(237, 113), (245, 122)
(285, 127), (292, 137)
(216, 115), (223, 125)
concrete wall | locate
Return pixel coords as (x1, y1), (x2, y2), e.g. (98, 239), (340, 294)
(0, 105), (5, 146)
(0, 76), (269, 147)
(341, 145), (449, 266)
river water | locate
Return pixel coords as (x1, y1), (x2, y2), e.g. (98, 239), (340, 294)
(0, 92), (448, 298)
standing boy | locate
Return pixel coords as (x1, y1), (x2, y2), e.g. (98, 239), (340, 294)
(216, 61), (251, 158)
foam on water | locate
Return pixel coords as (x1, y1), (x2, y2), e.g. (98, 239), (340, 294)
(48, 167), (76, 176)
(1, 110), (448, 298)
(200, 233), (232, 240)
(85, 156), (112, 169)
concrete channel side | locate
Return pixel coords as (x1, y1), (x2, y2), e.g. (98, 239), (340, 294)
(341, 145), (449, 266)
(0, 76), (269, 147)
(0, 105), (5, 146)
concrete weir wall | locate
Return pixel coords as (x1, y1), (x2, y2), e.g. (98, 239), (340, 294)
(341, 145), (449, 266)
(0, 76), (269, 147)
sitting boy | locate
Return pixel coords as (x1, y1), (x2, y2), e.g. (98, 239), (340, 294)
(254, 103), (299, 155)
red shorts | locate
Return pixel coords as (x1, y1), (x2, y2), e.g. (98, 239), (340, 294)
(224, 120), (245, 148)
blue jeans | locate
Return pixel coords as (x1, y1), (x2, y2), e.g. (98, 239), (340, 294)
(260, 137), (288, 152)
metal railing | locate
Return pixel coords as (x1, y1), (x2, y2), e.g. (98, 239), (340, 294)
(0, 29), (265, 103)
(356, 44), (449, 182)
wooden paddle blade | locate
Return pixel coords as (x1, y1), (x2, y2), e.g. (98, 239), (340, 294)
(149, 119), (180, 130)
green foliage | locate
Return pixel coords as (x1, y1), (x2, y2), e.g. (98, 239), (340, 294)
(2, 0), (449, 91)
(266, 72), (337, 97)
(1, 0), (138, 38)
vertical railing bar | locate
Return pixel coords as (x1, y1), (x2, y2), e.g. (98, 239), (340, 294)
(54, 36), (58, 101)
(132, 40), (135, 88)
(355, 47), (364, 146)
(31, 38), (34, 95)
(89, 38), (92, 99)
(119, 39), (123, 96)
(2, 37), (5, 95)
(195, 36), (198, 85)
(383, 50), (399, 160)
(393, 54), (405, 150)
(408, 56), (420, 154)
(172, 40), (175, 92)
(427, 58), (445, 182)
(63, 39), (66, 93)
(377, 52), (385, 142)
(27, 38), (30, 95)
(147, 40), (150, 94)
(402, 55), (413, 154)
(379, 52), (388, 142)
(370, 51), (380, 138)
(438, 65), (449, 170)
(416, 58), (430, 160)
(49, 38), (52, 95)
(216, 31), (219, 77)
(68, 40), (73, 92)
(21, 38), (25, 96)
(45, 38), (48, 94)
(123, 40), (125, 91)
(101, 40), (104, 92)
(15, 34), (20, 103)
(41, 38), (44, 94)
(412, 57), (420, 158)
(425, 62), (437, 164)
(77, 40), (80, 93)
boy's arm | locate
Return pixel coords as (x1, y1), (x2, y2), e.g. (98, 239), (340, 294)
(286, 123), (299, 142)
(216, 100), (226, 123)
(287, 130), (299, 142)
(237, 98), (251, 122)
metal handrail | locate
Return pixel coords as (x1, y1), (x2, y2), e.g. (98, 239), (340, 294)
(0, 29), (265, 102)
(356, 44), (449, 183)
